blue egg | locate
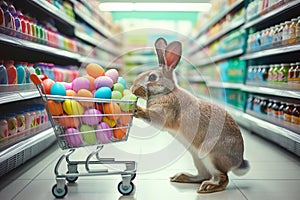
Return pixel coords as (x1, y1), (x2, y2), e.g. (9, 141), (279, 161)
(117, 77), (127, 89)
(94, 87), (112, 99)
(50, 82), (66, 98)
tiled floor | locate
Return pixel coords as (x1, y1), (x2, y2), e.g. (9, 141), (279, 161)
(1, 119), (300, 200)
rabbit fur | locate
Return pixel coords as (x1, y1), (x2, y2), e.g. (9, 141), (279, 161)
(131, 38), (249, 193)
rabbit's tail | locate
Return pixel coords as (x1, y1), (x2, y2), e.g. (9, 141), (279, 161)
(232, 160), (250, 176)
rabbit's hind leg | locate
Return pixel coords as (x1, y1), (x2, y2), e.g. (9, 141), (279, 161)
(198, 173), (228, 193)
(170, 173), (206, 183)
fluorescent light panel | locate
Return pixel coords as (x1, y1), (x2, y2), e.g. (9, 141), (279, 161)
(98, 2), (211, 12)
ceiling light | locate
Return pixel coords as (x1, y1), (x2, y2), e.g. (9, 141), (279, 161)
(98, 2), (211, 12)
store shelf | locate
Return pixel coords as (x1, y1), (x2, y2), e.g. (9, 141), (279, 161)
(240, 43), (300, 60)
(74, 8), (121, 45)
(28, 0), (77, 27)
(191, 19), (245, 54)
(74, 30), (120, 56)
(0, 84), (40, 104)
(194, 49), (244, 66)
(194, 0), (244, 39)
(0, 125), (55, 162)
(243, 0), (300, 29)
(207, 81), (244, 89)
(242, 83), (300, 98)
(0, 33), (80, 62)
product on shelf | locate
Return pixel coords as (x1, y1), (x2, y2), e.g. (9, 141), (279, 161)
(0, 61), (8, 84)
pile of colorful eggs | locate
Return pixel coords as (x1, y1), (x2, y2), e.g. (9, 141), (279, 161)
(41, 63), (137, 148)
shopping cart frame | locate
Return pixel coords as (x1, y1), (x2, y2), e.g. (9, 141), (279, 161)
(31, 74), (137, 198)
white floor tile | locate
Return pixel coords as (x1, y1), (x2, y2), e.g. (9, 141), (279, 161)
(0, 180), (31, 200)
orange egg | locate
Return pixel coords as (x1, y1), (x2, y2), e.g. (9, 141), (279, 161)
(47, 100), (63, 116)
(103, 103), (121, 120)
(77, 89), (94, 107)
(95, 103), (104, 113)
(57, 115), (80, 128)
(42, 79), (55, 94)
(86, 63), (105, 78)
(118, 112), (132, 126)
(66, 90), (76, 96)
(83, 75), (96, 91)
(113, 127), (127, 140)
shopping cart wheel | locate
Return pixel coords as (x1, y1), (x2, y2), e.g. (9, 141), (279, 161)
(131, 173), (136, 181)
(66, 171), (79, 183)
(118, 181), (134, 195)
(52, 184), (68, 198)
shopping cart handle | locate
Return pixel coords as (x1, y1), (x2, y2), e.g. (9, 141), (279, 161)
(30, 74), (49, 86)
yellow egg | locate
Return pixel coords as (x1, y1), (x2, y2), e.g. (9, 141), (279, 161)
(86, 63), (105, 78)
(77, 89), (94, 108)
(102, 117), (116, 128)
(63, 100), (84, 115)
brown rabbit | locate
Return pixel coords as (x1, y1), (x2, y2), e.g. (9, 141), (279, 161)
(131, 38), (250, 193)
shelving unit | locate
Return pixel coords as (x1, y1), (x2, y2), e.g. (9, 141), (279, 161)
(0, 0), (124, 177)
(206, 81), (244, 89)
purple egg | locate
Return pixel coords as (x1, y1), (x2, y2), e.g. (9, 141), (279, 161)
(81, 109), (102, 125)
(94, 76), (114, 89)
(105, 69), (119, 83)
(72, 77), (90, 92)
(96, 122), (112, 144)
(65, 128), (83, 148)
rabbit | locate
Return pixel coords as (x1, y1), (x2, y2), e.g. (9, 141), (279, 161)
(131, 37), (250, 193)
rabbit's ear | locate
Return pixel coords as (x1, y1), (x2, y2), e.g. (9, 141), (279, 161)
(155, 38), (167, 66)
(164, 41), (182, 70)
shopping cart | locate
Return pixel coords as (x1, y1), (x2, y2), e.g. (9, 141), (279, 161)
(30, 74), (137, 198)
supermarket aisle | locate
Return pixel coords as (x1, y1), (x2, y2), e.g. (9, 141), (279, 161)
(0, 120), (300, 200)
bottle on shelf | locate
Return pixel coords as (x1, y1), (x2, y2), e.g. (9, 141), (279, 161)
(277, 63), (290, 82)
(296, 16), (300, 43)
(288, 18), (297, 44)
(4, 60), (17, 84)
(7, 112), (17, 136)
(0, 0), (15, 33)
(15, 62), (25, 84)
(292, 104), (300, 125)
(0, 60), (8, 84)
(16, 110), (25, 132)
(24, 109), (31, 130)
(278, 101), (287, 120)
(284, 103), (294, 123)
(0, 115), (8, 138)
(0, 1), (4, 27)
(294, 62), (300, 84)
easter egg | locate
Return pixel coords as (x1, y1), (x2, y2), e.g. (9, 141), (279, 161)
(72, 77), (90, 92)
(123, 89), (132, 96)
(96, 122), (112, 144)
(80, 124), (97, 145)
(63, 100), (84, 115)
(113, 127), (127, 140)
(86, 63), (105, 78)
(47, 100), (63, 116)
(66, 90), (76, 96)
(50, 82), (66, 96)
(103, 103), (121, 120)
(65, 128), (83, 148)
(58, 115), (80, 128)
(83, 75), (96, 91)
(42, 79), (55, 94)
(94, 76), (114, 89)
(94, 87), (112, 99)
(111, 91), (122, 100)
(59, 82), (72, 90)
(105, 69), (119, 83)
(77, 89), (94, 107)
(102, 117), (116, 128)
(81, 109), (102, 125)
(117, 77), (127, 89)
(113, 83), (124, 94)
(119, 94), (137, 112)
(118, 112), (132, 126)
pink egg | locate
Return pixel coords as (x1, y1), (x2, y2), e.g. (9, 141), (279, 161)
(81, 109), (102, 125)
(96, 122), (113, 144)
(65, 128), (83, 148)
(72, 77), (90, 92)
(94, 76), (114, 89)
(105, 69), (119, 83)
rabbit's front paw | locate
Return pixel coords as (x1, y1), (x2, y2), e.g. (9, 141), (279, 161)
(170, 173), (205, 183)
(134, 106), (146, 119)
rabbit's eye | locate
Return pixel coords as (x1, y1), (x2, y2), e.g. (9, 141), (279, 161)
(148, 74), (157, 82)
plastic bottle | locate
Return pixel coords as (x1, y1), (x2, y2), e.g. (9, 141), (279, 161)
(35, 106), (41, 127)
(267, 65), (274, 82)
(4, 60), (17, 84)
(282, 21), (291, 45)
(296, 16), (300, 42)
(7, 113), (17, 135)
(22, 62), (30, 83)
(278, 63), (290, 82)
(293, 62), (300, 84)
(288, 18), (297, 44)
(1, 0), (15, 32)
(288, 63), (296, 83)
(0, 60), (8, 84)
(27, 63), (36, 76)
(24, 109), (31, 130)
(33, 64), (41, 75)
(16, 111), (25, 132)
(0, 1), (4, 27)
(0, 115), (8, 138)
(292, 104), (300, 125)
(15, 62), (25, 84)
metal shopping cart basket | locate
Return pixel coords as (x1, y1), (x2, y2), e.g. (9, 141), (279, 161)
(31, 74), (137, 198)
